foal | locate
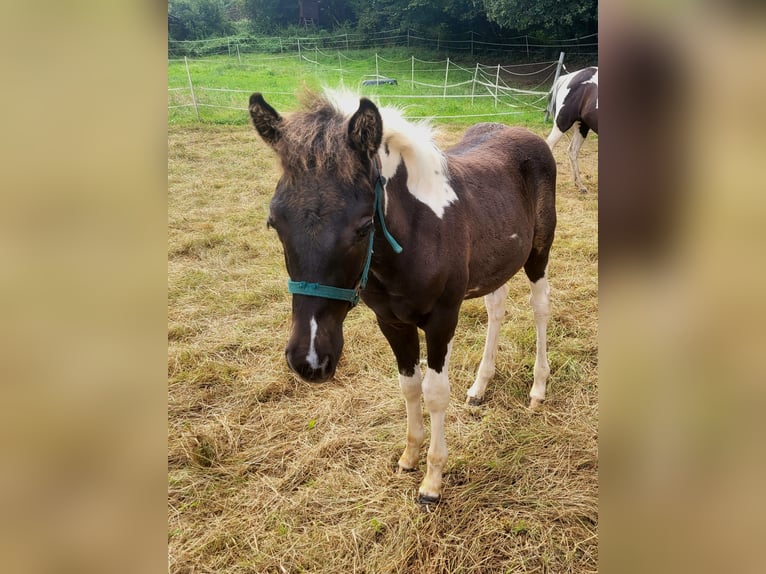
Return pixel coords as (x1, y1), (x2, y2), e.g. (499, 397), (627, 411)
(546, 66), (598, 193)
(250, 90), (556, 503)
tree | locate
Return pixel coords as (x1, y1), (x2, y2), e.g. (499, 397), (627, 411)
(479, 0), (597, 39)
(168, 0), (233, 40)
(242, 0), (299, 32)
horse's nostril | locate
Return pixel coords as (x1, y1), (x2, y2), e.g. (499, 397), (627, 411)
(319, 354), (330, 374)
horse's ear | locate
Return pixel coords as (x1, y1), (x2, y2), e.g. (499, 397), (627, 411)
(249, 93), (282, 146)
(347, 98), (383, 160)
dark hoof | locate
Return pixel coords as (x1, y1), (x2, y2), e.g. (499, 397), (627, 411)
(417, 493), (441, 505)
(466, 395), (484, 406)
(528, 397), (545, 411)
(397, 465), (417, 473)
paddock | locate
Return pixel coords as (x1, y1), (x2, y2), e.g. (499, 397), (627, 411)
(168, 123), (598, 573)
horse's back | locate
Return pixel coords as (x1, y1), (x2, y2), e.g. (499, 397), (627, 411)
(441, 123), (556, 296)
(446, 123), (555, 202)
(444, 123), (556, 180)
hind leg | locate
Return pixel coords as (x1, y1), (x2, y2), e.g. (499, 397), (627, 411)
(546, 124), (565, 150)
(524, 250), (552, 410)
(568, 122), (590, 193)
(528, 271), (551, 409)
(465, 284), (510, 405)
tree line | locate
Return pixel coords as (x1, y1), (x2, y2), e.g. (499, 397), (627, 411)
(168, 0), (597, 45)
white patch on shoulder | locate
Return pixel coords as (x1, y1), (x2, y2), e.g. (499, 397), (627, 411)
(306, 315), (320, 369)
(378, 108), (457, 219)
(322, 87), (457, 219)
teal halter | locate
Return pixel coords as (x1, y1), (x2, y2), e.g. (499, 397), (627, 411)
(287, 167), (403, 307)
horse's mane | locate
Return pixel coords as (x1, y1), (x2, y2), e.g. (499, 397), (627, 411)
(274, 88), (446, 188)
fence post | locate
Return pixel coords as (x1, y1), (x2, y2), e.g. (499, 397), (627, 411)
(315, 45), (319, 72)
(236, 42), (241, 65)
(443, 57), (450, 99)
(184, 56), (200, 121)
(375, 53), (379, 79)
(471, 63), (478, 105)
(470, 31), (474, 57)
(411, 56), (415, 89)
(297, 38), (301, 61)
(338, 51), (343, 85)
(494, 64), (500, 108)
(407, 29), (410, 48)
(544, 51), (566, 122)
(525, 35), (529, 58)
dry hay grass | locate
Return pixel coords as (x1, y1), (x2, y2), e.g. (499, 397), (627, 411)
(168, 122), (598, 573)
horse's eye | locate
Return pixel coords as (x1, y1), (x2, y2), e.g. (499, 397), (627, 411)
(356, 220), (373, 239)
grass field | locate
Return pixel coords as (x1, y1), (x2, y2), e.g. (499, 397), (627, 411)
(168, 48), (565, 127)
(168, 107), (598, 572)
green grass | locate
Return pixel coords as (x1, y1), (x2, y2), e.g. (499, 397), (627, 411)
(168, 48), (557, 126)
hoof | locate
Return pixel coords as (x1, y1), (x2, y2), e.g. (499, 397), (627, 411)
(528, 397), (544, 411)
(466, 395), (484, 406)
(397, 464), (417, 474)
(417, 492), (441, 505)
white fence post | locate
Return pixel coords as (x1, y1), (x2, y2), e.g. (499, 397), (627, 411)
(443, 57), (450, 99)
(236, 42), (241, 65)
(338, 51), (343, 85)
(471, 63), (478, 105)
(411, 56), (415, 89)
(297, 38), (301, 61)
(184, 56), (200, 121)
(375, 53), (379, 79)
(494, 64), (500, 108)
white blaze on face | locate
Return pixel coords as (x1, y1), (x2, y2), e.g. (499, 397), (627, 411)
(306, 315), (321, 369)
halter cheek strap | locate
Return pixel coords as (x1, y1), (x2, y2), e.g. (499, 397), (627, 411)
(287, 164), (402, 307)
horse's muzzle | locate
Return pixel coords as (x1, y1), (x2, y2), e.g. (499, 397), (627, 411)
(285, 349), (336, 382)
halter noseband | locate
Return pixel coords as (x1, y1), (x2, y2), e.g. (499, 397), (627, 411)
(286, 159), (403, 307)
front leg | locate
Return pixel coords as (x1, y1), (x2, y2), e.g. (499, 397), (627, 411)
(418, 338), (453, 504)
(375, 319), (422, 471)
(418, 307), (460, 504)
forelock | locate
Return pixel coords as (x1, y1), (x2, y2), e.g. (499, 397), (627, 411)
(273, 92), (360, 184)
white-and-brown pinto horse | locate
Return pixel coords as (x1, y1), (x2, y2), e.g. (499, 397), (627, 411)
(546, 66), (598, 193)
(249, 89), (556, 504)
